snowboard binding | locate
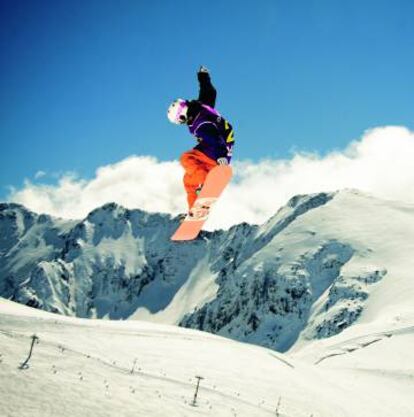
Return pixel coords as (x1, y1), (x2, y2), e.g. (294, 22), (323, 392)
(187, 197), (218, 221)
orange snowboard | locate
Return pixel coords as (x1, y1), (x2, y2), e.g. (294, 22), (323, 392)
(171, 165), (233, 241)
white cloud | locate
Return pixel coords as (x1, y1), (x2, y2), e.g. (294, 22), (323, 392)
(7, 126), (414, 230)
(34, 170), (46, 179)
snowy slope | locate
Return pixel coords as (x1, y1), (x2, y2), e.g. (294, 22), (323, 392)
(1, 190), (414, 354)
(180, 190), (414, 351)
(1, 298), (413, 417)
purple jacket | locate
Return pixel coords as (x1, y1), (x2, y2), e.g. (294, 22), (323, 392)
(188, 104), (234, 163)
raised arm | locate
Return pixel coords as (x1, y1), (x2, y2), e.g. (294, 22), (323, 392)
(197, 66), (217, 108)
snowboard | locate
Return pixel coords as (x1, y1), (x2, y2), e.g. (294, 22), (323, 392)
(171, 165), (232, 241)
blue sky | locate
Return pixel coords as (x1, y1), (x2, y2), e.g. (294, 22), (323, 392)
(1, 0), (413, 200)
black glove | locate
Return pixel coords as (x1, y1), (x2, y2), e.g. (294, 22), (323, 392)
(198, 65), (210, 82)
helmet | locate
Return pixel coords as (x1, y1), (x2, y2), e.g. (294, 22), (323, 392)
(167, 99), (189, 124)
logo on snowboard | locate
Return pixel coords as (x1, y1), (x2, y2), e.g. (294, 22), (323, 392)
(187, 197), (218, 221)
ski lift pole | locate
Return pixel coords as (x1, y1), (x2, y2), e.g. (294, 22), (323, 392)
(19, 334), (39, 369)
(191, 375), (204, 407)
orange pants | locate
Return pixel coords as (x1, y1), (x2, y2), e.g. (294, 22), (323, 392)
(180, 149), (217, 209)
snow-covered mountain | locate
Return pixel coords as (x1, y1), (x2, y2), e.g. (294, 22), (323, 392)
(1, 189), (414, 353)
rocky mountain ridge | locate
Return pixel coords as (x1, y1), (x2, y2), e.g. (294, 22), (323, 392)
(2, 189), (412, 352)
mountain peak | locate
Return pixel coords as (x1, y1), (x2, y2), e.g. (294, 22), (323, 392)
(86, 202), (128, 222)
(286, 191), (336, 209)
(0, 202), (34, 215)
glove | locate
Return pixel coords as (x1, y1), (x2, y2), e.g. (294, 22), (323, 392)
(217, 157), (229, 165)
(199, 65), (209, 73)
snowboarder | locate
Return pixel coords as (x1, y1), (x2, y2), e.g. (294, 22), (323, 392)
(167, 66), (235, 212)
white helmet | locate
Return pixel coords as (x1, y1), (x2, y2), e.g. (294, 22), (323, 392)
(167, 99), (189, 124)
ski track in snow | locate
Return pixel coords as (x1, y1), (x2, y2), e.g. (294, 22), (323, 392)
(313, 324), (414, 365)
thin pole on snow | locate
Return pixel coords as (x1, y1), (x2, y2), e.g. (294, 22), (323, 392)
(191, 375), (204, 407)
(19, 334), (39, 370)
